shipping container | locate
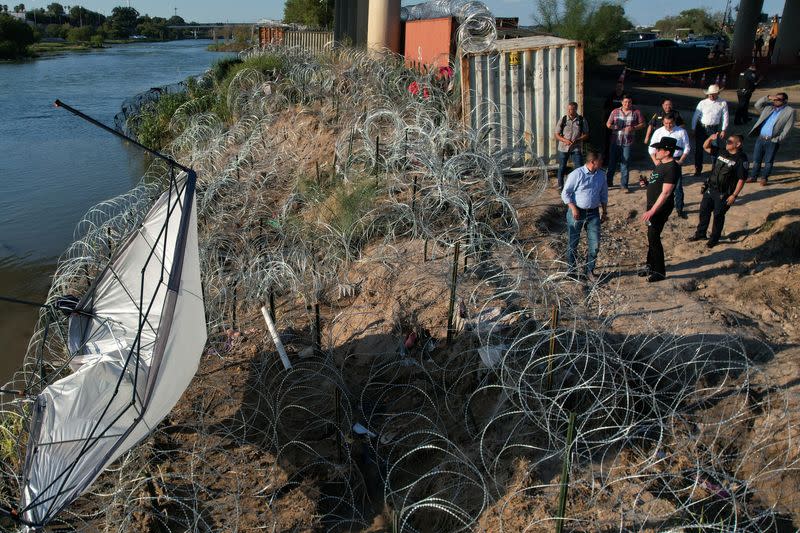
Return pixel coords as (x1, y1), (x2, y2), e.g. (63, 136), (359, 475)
(284, 30), (334, 52)
(258, 27), (334, 53)
(460, 36), (584, 164)
(259, 26), (285, 47)
(404, 17), (457, 68)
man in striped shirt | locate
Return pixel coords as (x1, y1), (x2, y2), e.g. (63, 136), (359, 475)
(605, 94), (645, 191)
(691, 84), (729, 177)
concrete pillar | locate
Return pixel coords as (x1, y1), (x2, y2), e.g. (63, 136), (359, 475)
(772, 1), (800, 65)
(732, 0), (764, 65)
(367, 0), (401, 54)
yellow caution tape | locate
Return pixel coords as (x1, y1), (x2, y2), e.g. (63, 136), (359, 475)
(624, 62), (733, 76)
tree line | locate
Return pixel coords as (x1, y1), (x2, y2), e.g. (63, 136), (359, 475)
(1, 3), (194, 59)
(533, 1), (725, 64)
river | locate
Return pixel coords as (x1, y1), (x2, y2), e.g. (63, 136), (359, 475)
(0, 40), (231, 385)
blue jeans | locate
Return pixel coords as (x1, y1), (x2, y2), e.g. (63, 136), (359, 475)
(750, 137), (780, 181)
(566, 207), (601, 274)
(556, 150), (584, 188)
(607, 144), (631, 188)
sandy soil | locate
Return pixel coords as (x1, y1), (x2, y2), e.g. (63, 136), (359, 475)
(49, 78), (800, 533)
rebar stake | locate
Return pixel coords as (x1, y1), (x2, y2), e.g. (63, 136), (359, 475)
(555, 411), (577, 533)
(547, 305), (559, 390)
(446, 242), (461, 345)
(334, 387), (342, 463)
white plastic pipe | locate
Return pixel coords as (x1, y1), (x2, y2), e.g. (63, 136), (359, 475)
(261, 305), (292, 370)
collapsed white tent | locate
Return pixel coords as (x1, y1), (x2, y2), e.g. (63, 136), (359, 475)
(19, 171), (206, 528)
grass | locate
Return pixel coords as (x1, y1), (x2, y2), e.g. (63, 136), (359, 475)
(29, 42), (93, 53)
(134, 91), (192, 150)
(0, 411), (22, 472)
(208, 42), (251, 53)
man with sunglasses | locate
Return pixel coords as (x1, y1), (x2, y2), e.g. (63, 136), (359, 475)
(747, 92), (796, 186)
(688, 134), (748, 248)
(641, 137), (679, 282)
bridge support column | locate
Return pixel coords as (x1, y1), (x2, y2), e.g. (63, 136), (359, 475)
(732, 0), (764, 65)
(772, 1), (800, 65)
(367, 0), (400, 55)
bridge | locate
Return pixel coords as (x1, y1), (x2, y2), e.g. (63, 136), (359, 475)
(167, 23), (258, 40)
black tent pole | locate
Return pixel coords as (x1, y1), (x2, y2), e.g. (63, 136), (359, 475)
(54, 100), (192, 174)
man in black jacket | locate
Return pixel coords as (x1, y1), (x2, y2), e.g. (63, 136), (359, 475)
(734, 64), (760, 125)
(688, 133), (748, 248)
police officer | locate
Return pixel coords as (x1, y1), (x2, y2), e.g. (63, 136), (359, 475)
(734, 64), (760, 125)
(687, 133), (748, 248)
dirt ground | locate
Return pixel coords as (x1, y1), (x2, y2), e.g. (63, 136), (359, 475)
(55, 75), (800, 533)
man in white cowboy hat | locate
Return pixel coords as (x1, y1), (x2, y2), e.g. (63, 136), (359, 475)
(691, 84), (729, 177)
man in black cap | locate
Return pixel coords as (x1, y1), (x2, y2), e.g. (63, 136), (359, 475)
(640, 137), (679, 282)
(688, 133), (748, 248)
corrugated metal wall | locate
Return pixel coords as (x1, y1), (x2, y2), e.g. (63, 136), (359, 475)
(284, 31), (334, 52)
(462, 40), (584, 163)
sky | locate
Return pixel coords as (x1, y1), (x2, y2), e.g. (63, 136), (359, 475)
(20, 0), (789, 26)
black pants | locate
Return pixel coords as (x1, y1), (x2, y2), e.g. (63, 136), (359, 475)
(694, 124), (720, 174)
(694, 189), (730, 243)
(735, 91), (753, 125)
(646, 205), (673, 278)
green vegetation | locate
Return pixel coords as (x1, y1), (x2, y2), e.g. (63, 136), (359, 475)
(283, 0), (334, 28)
(654, 8), (724, 38)
(10, 2), (196, 57)
(0, 411), (22, 473)
(533, 0), (633, 64)
(134, 92), (191, 150)
(0, 12), (34, 59)
(129, 53), (287, 149)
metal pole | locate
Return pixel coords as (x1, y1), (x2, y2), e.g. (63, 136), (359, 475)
(555, 412), (577, 533)
(547, 305), (559, 390)
(446, 242), (460, 345)
(54, 100), (191, 173)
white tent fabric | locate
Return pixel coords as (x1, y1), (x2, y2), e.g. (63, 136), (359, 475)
(21, 172), (206, 527)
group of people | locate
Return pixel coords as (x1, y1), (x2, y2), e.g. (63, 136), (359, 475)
(556, 77), (796, 283)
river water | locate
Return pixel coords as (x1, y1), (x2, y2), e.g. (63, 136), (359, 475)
(0, 40), (230, 385)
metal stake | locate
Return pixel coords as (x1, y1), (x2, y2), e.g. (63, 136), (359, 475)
(555, 412), (577, 533)
(446, 242), (461, 345)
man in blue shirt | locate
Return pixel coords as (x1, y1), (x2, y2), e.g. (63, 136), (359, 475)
(561, 150), (609, 282)
(748, 92), (796, 185)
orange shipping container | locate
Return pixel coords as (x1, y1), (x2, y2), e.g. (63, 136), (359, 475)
(259, 26), (285, 47)
(404, 17), (456, 69)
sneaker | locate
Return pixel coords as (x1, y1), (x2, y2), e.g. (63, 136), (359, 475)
(687, 234), (705, 242)
(759, 179), (768, 186)
(677, 210), (688, 219)
(637, 267), (651, 277)
(706, 240), (719, 248)
(647, 273), (666, 283)
(746, 177), (756, 183)
(624, 188), (633, 194)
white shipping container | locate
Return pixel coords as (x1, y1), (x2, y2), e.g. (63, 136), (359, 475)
(460, 36), (584, 163)
(284, 30), (334, 52)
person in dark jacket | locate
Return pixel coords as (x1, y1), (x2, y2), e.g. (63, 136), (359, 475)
(747, 92), (796, 185)
(734, 64), (760, 125)
(688, 133), (748, 248)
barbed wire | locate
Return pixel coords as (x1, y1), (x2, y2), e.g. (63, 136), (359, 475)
(1, 38), (796, 533)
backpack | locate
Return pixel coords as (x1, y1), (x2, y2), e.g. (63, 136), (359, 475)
(559, 114), (584, 138)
